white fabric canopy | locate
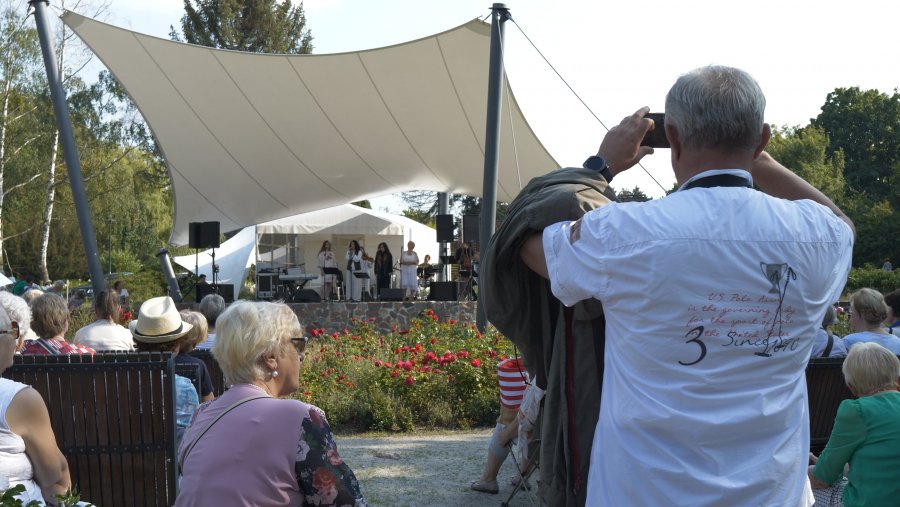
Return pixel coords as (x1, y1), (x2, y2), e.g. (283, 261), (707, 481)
(62, 12), (560, 246)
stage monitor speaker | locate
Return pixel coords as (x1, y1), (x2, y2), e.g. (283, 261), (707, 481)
(429, 281), (457, 301)
(436, 214), (454, 242)
(291, 289), (321, 303)
(463, 214), (480, 244)
(188, 221), (220, 249)
(197, 283), (234, 303)
(379, 288), (404, 301)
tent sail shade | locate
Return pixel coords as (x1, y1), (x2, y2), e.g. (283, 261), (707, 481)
(62, 12), (560, 246)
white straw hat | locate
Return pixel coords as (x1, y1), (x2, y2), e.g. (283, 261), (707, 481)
(129, 296), (193, 343)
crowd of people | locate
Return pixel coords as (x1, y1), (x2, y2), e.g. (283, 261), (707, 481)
(0, 281), (368, 505)
(3, 62), (900, 507)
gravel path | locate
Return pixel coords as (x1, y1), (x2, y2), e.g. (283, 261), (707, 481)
(337, 429), (535, 507)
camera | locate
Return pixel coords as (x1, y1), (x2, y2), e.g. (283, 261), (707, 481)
(641, 112), (670, 148)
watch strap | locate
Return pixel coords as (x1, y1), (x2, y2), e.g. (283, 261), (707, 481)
(583, 155), (614, 183)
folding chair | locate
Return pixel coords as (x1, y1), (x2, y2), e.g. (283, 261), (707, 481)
(502, 395), (544, 506)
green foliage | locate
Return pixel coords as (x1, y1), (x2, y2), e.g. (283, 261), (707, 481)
(614, 186), (652, 202)
(842, 195), (900, 266)
(844, 265), (900, 296)
(813, 87), (900, 206)
(767, 125), (846, 203)
(179, 0), (314, 54)
(295, 310), (515, 432)
(0, 483), (81, 506)
(401, 208), (434, 227)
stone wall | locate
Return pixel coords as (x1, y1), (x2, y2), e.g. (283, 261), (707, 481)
(287, 301), (477, 334)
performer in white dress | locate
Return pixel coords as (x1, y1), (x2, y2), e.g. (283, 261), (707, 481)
(399, 241), (420, 301)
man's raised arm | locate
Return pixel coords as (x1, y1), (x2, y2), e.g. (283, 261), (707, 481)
(751, 151), (856, 238)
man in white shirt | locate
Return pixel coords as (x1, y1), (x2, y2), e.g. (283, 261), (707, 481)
(521, 66), (855, 506)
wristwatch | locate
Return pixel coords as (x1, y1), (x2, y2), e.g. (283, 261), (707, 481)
(583, 155), (614, 183)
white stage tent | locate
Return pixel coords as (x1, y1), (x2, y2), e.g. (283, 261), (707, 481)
(62, 11), (559, 246)
(172, 205), (438, 300)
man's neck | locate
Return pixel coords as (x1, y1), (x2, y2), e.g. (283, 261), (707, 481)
(674, 147), (756, 185)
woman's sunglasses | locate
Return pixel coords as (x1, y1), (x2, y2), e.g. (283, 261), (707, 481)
(0, 321), (19, 341)
(289, 336), (308, 355)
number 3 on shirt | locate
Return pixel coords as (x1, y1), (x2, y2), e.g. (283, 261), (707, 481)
(679, 326), (707, 366)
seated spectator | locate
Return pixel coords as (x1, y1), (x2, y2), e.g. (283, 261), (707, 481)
(130, 296), (199, 449)
(810, 305), (848, 358)
(176, 301), (367, 506)
(195, 293), (226, 350)
(23, 293), (94, 355)
(113, 280), (129, 307)
(843, 288), (900, 354)
(885, 289), (900, 337)
(177, 310), (215, 402)
(73, 290), (134, 351)
(471, 357), (543, 495)
(21, 289), (42, 307)
(66, 290), (86, 312)
(0, 292), (71, 504)
(808, 342), (900, 506)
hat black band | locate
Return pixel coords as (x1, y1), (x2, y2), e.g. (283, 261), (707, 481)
(135, 322), (183, 337)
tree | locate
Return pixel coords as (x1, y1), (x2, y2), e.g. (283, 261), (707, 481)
(812, 87), (900, 206)
(178, 0), (313, 54)
(766, 125), (846, 204)
(614, 186), (651, 203)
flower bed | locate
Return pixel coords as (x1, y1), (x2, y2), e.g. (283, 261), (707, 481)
(294, 308), (516, 432)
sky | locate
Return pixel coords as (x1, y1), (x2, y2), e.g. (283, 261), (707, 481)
(60, 0), (900, 206)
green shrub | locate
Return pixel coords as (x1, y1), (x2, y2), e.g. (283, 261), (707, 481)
(294, 309), (515, 432)
(845, 265), (900, 297)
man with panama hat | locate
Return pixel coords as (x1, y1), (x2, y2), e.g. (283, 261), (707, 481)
(130, 296), (199, 447)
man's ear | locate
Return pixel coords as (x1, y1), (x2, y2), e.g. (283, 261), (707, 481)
(753, 123), (771, 159)
(665, 124), (680, 160)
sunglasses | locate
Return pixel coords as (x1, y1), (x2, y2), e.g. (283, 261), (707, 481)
(0, 321), (19, 341)
(289, 336), (308, 355)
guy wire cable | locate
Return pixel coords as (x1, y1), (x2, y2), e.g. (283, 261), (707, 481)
(511, 19), (668, 194)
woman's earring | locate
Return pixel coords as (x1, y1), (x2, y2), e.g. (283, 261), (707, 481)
(272, 370), (279, 378)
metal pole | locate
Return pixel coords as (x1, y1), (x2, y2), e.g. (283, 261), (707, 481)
(437, 192), (450, 282)
(30, 0), (106, 297)
(476, 3), (509, 332)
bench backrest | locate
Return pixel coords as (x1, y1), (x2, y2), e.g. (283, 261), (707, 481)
(189, 348), (226, 396)
(806, 357), (854, 454)
(3, 352), (177, 506)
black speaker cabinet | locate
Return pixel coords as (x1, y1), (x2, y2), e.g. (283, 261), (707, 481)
(379, 288), (404, 301)
(463, 214), (480, 244)
(291, 289), (321, 303)
(188, 221), (221, 249)
(429, 281), (457, 301)
(435, 214), (454, 243)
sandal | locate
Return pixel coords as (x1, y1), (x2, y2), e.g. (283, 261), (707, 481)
(470, 480), (499, 494)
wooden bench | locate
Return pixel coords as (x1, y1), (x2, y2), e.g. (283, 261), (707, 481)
(189, 348), (227, 396)
(806, 357), (854, 454)
(2, 352), (178, 506)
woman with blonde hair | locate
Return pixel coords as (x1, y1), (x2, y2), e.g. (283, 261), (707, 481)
(0, 292), (71, 503)
(176, 301), (366, 506)
(809, 342), (900, 506)
(843, 288), (900, 354)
